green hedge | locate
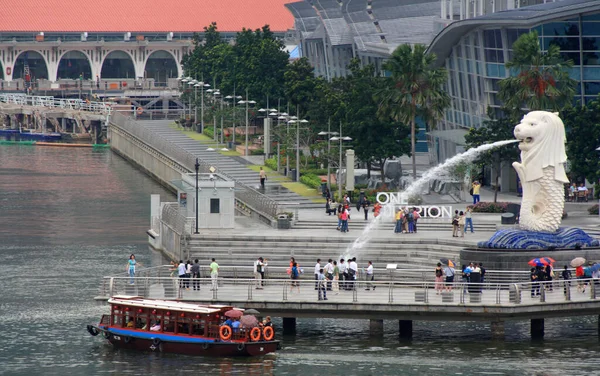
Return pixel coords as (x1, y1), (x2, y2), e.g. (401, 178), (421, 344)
(589, 204), (599, 215)
(203, 126), (214, 139)
(265, 158), (277, 171)
(250, 148), (264, 156)
(303, 168), (328, 175)
(467, 202), (509, 213)
(300, 173), (323, 190)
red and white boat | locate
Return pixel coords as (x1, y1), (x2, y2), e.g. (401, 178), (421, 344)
(86, 296), (280, 357)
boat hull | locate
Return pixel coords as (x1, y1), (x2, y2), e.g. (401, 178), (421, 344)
(90, 327), (279, 357)
(109, 336), (278, 357)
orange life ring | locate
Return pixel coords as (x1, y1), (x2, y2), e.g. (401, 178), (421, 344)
(249, 327), (261, 342)
(136, 107), (143, 115)
(219, 325), (232, 341)
(263, 326), (274, 341)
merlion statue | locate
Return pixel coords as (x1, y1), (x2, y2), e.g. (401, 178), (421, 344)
(512, 111), (569, 233)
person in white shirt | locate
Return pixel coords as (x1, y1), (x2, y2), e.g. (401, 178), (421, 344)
(365, 261), (375, 290)
(314, 259), (321, 290)
(348, 257), (358, 290)
(324, 259), (334, 290)
(177, 260), (187, 289)
(338, 259), (347, 290)
(254, 257), (266, 289)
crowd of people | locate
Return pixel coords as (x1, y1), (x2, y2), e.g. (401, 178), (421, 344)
(434, 262), (486, 294)
(393, 207), (421, 234)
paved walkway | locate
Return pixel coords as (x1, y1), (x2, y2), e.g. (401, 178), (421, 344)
(138, 120), (320, 207)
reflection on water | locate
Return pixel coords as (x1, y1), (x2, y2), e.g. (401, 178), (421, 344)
(0, 145), (599, 375)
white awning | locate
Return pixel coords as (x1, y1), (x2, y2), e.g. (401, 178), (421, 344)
(428, 129), (468, 145)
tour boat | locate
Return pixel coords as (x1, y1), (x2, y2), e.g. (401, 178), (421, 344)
(86, 296), (280, 357)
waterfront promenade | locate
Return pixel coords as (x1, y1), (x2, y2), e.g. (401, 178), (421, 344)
(98, 274), (600, 339)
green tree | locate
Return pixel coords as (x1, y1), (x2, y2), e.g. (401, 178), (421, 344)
(464, 109), (520, 202)
(563, 98), (600, 186)
(377, 44), (450, 180)
(339, 59), (411, 183)
(498, 30), (576, 113)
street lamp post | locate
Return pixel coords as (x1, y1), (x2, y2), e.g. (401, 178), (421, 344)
(226, 94), (242, 145)
(238, 90), (256, 156)
(194, 158), (199, 234)
(187, 79), (196, 120)
(330, 122), (352, 201)
(200, 82), (210, 133)
(318, 118), (338, 191)
(289, 116), (309, 182)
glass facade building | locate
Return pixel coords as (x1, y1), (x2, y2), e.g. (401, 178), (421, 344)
(428, 0), (600, 168)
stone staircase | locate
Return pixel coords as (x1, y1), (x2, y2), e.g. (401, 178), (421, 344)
(187, 234), (469, 270)
(291, 218), (498, 232)
(138, 120), (319, 207)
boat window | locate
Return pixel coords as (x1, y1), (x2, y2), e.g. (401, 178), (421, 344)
(191, 318), (205, 336)
(111, 305), (124, 327)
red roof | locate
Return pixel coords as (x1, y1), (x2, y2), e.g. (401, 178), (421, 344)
(3, 0), (294, 33)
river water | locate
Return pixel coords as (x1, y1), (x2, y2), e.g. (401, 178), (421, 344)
(0, 145), (599, 376)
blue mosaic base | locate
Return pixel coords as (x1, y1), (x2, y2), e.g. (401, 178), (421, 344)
(478, 227), (600, 250)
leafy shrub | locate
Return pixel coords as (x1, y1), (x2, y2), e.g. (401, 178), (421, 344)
(265, 158), (277, 171)
(303, 168), (328, 175)
(468, 202), (510, 213)
(300, 173), (323, 190)
(203, 126), (214, 139)
(250, 148), (264, 156)
(589, 204), (599, 215)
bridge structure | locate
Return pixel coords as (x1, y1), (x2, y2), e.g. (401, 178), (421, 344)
(96, 266), (600, 340)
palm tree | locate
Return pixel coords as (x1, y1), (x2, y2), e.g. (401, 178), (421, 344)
(499, 31), (576, 112)
(377, 44), (450, 180)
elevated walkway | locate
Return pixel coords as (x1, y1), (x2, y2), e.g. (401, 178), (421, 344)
(138, 120), (318, 207)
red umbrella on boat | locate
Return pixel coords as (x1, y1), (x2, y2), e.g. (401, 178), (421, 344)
(528, 257), (556, 267)
(224, 309), (243, 319)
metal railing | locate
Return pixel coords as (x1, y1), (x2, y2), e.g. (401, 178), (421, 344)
(109, 111), (279, 220)
(0, 93), (113, 114)
(98, 276), (600, 306)
(103, 265), (555, 286)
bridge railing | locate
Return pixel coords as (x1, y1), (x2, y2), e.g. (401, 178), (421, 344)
(98, 276), (598, 306)
(109, 111), (279, 221)
(104, 265), (536, 284)
(0, 93), (113, 114)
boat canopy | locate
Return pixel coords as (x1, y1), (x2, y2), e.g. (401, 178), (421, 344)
(108, 296), (226, 314)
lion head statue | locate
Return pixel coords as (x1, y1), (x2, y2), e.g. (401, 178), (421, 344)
(513, 111), (568, 183)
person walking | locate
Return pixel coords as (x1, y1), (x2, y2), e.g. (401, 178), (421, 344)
(444, 263), (455, 292)
(177, 260), (187, 289)
(530, 267), (539, 297)
(562, 265), (572, 296)
(314, 259), (321, 290)
(340, 208), (349, 233)
(464, 207), (474, 233)
(332, 260), (340, 295)
(348, 257), (358, 290)
(472, 180), (481, 204)
(127, 254), (137, 285)
(544, 263), (554, 292)
(435, 263), (444, 294)
(259, 167), (267, 189)
(365, 261), (375, 290)
(452, 210), (460, 237)
(209, 258), (219, 291)
(362, 197), (370, 220)
(290, 262), (300, 293)
(191, 259), (200, 291)
(254, 257), (265, 289)
(336, 203), (344, 230)
(317, 268), (328, 300)
(458, 211), (465, 237)
(339, 258), (347, 290)
(394, 209), (402, 233)
(411, 207), (421, 233)
(324, 259), (334, 291)
(185, 260), (192, 289)
(407, 209), (415, 233)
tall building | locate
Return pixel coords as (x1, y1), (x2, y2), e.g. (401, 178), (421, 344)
(428, 0), (600, 191)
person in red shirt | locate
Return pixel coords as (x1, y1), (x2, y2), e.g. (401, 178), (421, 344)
(412, 208), (421, 233)
(576, 265), (585, 292)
